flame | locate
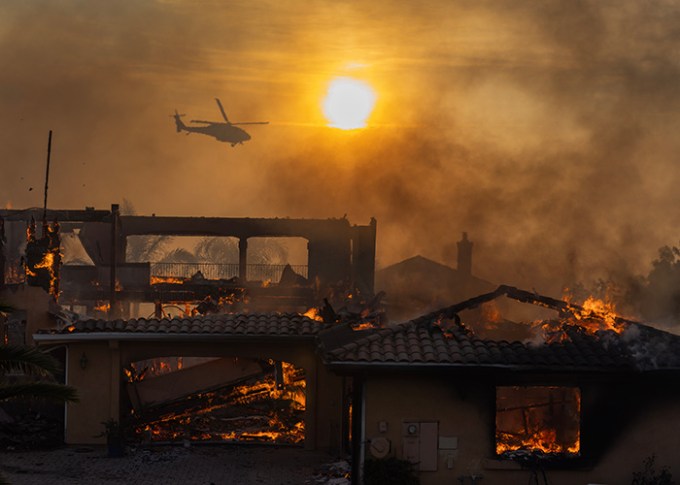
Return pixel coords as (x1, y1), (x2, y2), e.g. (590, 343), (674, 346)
(151, 275), (185, 285)
(130, 361), (306, 444)
(496, 386), (580, 456)
(94, 301), (111, 313)
(518, 292), (630, 344)
(352, 321), (376, 331)
(303, 307), (324, 322)
(559, 294), (626, 336)
(34, 249), (61, 299)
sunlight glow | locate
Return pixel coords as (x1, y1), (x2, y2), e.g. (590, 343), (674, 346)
(322, 77), (376, 130)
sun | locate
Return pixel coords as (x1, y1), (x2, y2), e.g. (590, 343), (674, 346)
(322, 77), (376, 130)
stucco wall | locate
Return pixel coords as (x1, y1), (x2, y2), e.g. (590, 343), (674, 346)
(1, 286), (53, 344)
(65, 341), (120, 444)
(362, 374), (680, 485)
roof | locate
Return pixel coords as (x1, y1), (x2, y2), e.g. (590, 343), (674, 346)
(34, 313), (328, 342)
(324, 321), (634, 371)
(323, 285), (680, 373)
(374, 255), (495, 322)
(375, 255), (494, 291)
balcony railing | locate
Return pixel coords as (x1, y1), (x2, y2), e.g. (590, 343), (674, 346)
(150, 262), (308, 283)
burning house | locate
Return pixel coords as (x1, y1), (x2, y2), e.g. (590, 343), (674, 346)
(33, 312), (347, 452)
(321, 285), (680, 485)
(7, 202), (680, 484)
(0, 205), (377, 318)
(1, 204), (379, 455)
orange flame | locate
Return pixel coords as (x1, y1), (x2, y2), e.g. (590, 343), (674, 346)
(303, 307), (324, 322)
(496, 386), (580, 455)
(94, 302), (110, 313)
(352, 321), (376, 331)
(132, 361), (306, 444)
(151, 275), (185, 285)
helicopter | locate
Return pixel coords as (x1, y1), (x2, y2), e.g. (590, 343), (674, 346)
(173, 98), (268, 146)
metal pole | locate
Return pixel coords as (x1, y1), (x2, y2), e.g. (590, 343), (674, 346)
(42, 130), (53, 225)
(109, 204), (119, 319)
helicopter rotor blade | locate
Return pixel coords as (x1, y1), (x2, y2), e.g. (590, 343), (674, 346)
(231, 121), (269, 126)
(215, 98), (230, 123)
(190, 119), (220, 124)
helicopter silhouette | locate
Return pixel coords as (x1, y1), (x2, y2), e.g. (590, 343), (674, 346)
(173, 98), (268, 146)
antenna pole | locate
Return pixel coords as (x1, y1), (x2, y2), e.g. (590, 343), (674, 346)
(42, 130), (53, 224)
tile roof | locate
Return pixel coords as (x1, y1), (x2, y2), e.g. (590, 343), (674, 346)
(40, 313), (327, 339)
(324, 321), (639, 370)
(323, 286), (680, 373)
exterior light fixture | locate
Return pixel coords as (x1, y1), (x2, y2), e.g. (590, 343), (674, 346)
(79, 353), (88, 370)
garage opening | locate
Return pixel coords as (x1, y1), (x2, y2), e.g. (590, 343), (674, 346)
(123, 356), (306, 445)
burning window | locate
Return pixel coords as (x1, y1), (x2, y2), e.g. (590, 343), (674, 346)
(496, 386), (580, 456)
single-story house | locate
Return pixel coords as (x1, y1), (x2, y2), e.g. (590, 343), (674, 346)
(321, 285), (680, 485)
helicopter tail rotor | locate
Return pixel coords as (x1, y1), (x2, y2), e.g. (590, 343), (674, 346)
(172, 110), (187, 132)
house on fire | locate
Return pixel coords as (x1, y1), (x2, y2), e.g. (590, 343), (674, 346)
(33, 312), (346, 452)
(321, 285), (680, 485)
(30, 284), (680, 484)
(5, 204), (680, 484)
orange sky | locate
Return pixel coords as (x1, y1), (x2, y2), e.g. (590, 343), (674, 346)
(2, 0), (680, 293)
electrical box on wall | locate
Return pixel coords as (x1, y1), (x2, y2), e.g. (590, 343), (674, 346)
(402, 421), (438, 471)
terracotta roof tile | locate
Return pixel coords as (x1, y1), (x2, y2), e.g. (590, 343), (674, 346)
(46, 313), (327, 339)
(324, 316), (680, 373)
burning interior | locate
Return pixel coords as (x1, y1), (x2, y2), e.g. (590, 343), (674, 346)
(496, 386), (580, 457)
(1, 206), (377, 318)
(124, 357), (306, 445)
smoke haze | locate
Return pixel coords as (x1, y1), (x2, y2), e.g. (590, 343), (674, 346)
(2, 0), (680, 296)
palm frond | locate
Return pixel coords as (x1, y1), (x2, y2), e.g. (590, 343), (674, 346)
(0, 345), (62, 376)
(159, 248), (197, 264)
(0, 382), (79, 402)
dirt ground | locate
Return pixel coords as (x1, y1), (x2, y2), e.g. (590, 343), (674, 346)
(0, 444), (348, 485)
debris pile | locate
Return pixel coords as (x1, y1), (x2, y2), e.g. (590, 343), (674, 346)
(305, 460), (351, 485)
(128, 362), (306, 445)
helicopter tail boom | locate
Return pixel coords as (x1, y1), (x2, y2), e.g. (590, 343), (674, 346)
(173, 110), (187, 133)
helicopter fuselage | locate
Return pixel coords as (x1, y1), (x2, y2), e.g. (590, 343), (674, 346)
(182, 122), (251, 144)
(173, 99), (266, 146)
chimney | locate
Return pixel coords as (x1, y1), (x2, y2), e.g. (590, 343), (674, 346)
(457, 232), (473, 276)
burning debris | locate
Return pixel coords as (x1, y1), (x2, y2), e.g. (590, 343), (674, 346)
(305, 290), (386, 330)
(428, 285), (636, 346)
(24, 218), (61, 300)
(496, 386), (580, 457)
(127, 360), (306, 446)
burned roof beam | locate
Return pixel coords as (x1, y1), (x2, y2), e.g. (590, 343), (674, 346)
(414, 285), (638, 326)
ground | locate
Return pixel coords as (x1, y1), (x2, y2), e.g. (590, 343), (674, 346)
(0, 444), (349, 485)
